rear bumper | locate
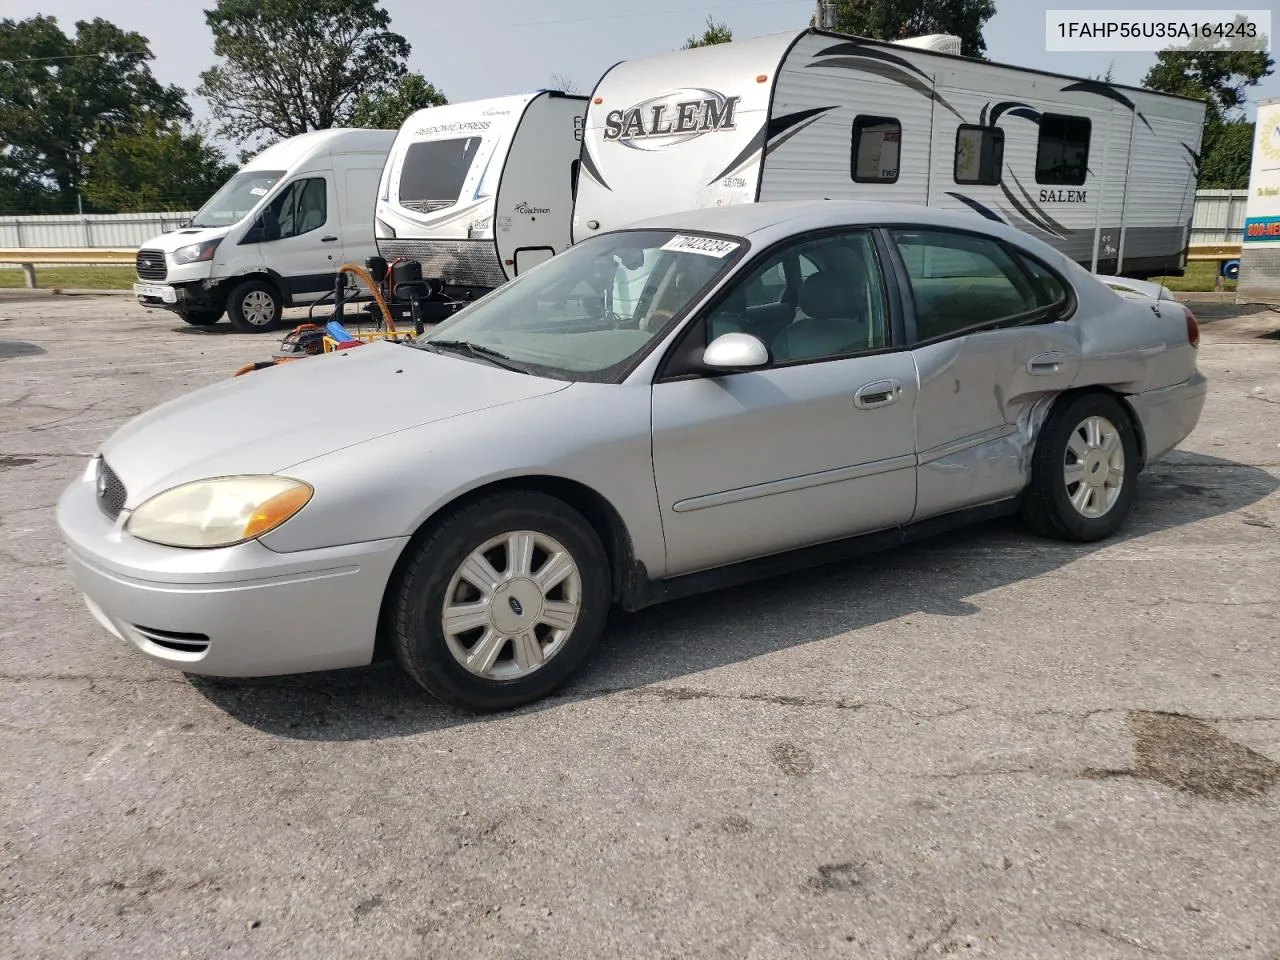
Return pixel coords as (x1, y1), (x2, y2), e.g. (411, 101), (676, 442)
(1126, 371), (1208, 466)
(57, 465), (408, 677)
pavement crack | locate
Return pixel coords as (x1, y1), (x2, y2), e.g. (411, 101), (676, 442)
(1057, 916), (1182, 958)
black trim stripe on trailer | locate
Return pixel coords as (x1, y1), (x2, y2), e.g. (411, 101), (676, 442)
(1060, 80), (1154, 132)
(755, 28), (811, 202)
(707, 106), (837, 186)
(804, 53), (964, 121)
(803, 28), (1203, 106)
(945, 192), (1006, 224)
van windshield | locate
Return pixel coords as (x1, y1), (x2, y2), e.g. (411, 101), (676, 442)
(190, 170), (287, 228)
(398, 137), (483, 209)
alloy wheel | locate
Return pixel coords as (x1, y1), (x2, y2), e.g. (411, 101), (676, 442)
(1063, 414), (1125, 519)
(441, 530), (582, 680)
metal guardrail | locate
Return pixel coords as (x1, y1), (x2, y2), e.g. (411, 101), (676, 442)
(0, 247), (134, 288)
(1186, 243), (1242, 261)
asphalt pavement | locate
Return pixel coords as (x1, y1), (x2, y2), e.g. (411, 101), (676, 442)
(2, 293), (1278, 959)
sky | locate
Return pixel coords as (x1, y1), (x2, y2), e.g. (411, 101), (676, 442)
(10, 0), (1280, 141)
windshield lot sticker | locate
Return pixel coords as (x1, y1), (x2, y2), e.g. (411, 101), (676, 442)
(249, 187), (268, 196)
(661, 235), (740, 258)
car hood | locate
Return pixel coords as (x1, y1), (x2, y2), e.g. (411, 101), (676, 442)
(99, 342), (570, 506)
(140, 226), (230, 253)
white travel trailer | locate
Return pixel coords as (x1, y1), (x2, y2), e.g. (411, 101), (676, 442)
(574, 29), (1207, 278)
(374, 91), (588, 300)
(133, 128), (396, 331)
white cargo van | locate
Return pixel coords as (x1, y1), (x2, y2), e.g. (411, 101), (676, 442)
(133, 128), (396, 332)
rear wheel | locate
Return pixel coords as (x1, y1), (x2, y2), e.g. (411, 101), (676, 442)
(227, 279), (283, 333)
(389, 491), (611, 712)
(179, 308), (222, 326)
(1021, 392), (1140, 542)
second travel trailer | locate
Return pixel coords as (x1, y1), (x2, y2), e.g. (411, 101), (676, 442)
(573, 29), (1206, 278)
(374, 91), (588, 305)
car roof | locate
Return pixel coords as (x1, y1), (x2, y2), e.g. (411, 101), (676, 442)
(622, 199), (1059, 258)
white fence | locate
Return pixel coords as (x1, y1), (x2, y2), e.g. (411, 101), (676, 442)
(0, 190), (1254, 250)
(0, 211), (197, 249)
(1189, 189), (1249, 246)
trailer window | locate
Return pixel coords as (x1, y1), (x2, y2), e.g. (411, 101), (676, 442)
(851, 116), (900, 184)
(954, 125), (1004, 185)
(399, 137), (483, 209)
(1035, 115), (1090, 186)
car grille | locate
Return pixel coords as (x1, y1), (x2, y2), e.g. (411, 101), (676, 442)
(96, 458), (127, 521)
(136, 248), (167, 281)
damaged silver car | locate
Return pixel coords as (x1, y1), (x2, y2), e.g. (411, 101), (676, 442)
(57, 201), (1206, 711)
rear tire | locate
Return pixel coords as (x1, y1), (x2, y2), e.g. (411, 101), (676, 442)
(180, 308), (222, 326)
(227, 279), (283, 333)
(389, 490), (611, 712)
(1021, 392), (1140, 542)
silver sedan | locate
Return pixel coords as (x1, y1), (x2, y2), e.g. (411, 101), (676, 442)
(57, 201), (1207, 711)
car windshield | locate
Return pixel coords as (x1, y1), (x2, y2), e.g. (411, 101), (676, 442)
(413, 230), (747, 381)
(190, 170), (286, 228)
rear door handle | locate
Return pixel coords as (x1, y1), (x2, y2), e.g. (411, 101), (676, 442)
(1027, 351), (1067, 375)
(320, 235), (339, 242)
(854, 378), (902, 409)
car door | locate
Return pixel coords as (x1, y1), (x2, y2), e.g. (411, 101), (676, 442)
(254, 173), (340, 303)
(650, 230), (919, 578)
(887, 227), (1082, 521)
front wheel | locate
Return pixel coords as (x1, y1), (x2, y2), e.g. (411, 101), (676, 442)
(1021, 392), (1140, 542)
(227, 279), (283, 333)
(389, 491), (611, 712)
(180, 308), (223, 326)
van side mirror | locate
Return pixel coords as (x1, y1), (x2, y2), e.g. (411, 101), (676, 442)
(701, 332), (769, 372)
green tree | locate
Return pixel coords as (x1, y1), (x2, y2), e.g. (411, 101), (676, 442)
(347, 72), (447, 130)
(1143, 22), (1273, 188)
(684, 16), (733, 49)
(0, 15), (188, 210)
(1197, 121), (1255, 189)
(81, 119), (236, 212)
(198, 0), (416, 147)
(818, 0), (995, 58)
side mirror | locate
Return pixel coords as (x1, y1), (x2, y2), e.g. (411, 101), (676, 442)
(701, 332), (769, 372)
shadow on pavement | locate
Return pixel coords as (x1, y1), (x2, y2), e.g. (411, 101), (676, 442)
(190, 453), (1278, 740)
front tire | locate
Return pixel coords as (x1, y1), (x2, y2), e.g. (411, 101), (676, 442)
(390, 491), (611, 712)
(180, 308), (223, 326)
(1021, 392), (1140, 542)
(227, 279), (283, 333)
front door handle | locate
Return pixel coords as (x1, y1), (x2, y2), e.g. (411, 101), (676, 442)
(1028, 351), (1067, 375)
(320, 235), (339, 243)
(854, 378), (903, 409)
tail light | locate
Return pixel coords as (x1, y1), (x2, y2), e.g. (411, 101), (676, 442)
(1183, 305), (1200, 348)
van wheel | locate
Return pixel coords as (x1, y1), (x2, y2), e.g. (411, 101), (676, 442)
(180, 308), (222, 326)
(227, 280), (283, 333)
(1021, 392), (1140, 542)
(389, 490), (611, 712)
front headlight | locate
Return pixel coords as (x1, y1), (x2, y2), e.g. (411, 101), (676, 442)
(125, 476), (313, 548)
(172, 239), (222, 265)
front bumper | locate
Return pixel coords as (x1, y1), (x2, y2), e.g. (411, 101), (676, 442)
(1126, 371), (1209, 466)
(56, 463), (409, 677)
(133, 282), (178, 304)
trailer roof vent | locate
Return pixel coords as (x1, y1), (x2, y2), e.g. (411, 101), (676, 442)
(892, 34), (962, 55)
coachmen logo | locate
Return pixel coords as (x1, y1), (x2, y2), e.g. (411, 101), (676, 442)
(602, 88), (741, 150)
(514, 201), (550, 215)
